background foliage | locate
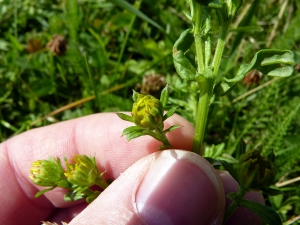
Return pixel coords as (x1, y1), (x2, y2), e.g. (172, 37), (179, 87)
(0, 0), (299, 223)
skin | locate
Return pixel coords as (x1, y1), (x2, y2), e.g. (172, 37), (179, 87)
(0, 113), (264, 224)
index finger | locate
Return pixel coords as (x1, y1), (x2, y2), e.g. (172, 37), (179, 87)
(0, 113), (194, 224)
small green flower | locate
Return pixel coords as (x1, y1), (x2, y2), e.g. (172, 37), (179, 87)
(132, 93), (164, 130)
(238, 148), (276, 189)
(117, 87), (180, 150)
(64, 155), (107, 188)
(29, 157), (65, 187)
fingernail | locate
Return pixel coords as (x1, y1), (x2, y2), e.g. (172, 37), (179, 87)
(135, 150), (224, 225)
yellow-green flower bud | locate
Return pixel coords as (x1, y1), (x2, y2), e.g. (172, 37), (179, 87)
(238, 148), (276, 189)
(29, 157), (65, 187)
(132, 93), (164, 129)
(64, 155), (106, 188)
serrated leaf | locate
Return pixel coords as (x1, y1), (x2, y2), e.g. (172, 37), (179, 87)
(261, 187), (283, 196)
(163, 106), (177, 120)
(238, 199), (282, 225)
(163, 125), (181, 133)
(116, 113), (135, 123)
(215, 49), (294, 95)
(220, 160), (239, 184)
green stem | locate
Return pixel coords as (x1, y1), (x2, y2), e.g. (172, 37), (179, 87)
(192, 77), (214, 154)
(192, 3), (214, 154)
(193, 2), (205, 73)
(212, 21), (230, 77)
(223, 187), (248, 224)
(95, 177), (109, 189)
(203, 9), (212, 67)
(157, 127), (172, 149)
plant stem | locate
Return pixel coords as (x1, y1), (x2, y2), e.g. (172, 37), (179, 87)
(203, 9), (212, 67)
(156, 127), (172, 149)
(193, 2), (205, 73)
(191, 3), (213, 154)
(212, 20), (230, 77)
(192, 77), (214, 154)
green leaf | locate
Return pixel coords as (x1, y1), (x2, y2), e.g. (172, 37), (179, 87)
(173, 51), (197, 80)
(56, 180), (72, 189)
(215, 49), (295, 95)
(132, 90), (139, 103)
(220, 160), (239, 184)
(64, 191), (84, 202)
(125, 130), (144, 141)
(160, 85), (169, 108)
(35, 187), (55, 198)
(0, 120), (18, 132)
(116, 113), (135, 123)
(163, 125), (181, 134)
(238, 199), (282, 225)
(261, 187), (283, 196)
(173, 29), (196, 81)
(163, 106), (177, 120)
(86, 191), (101, 203)
(204, 157), (222, 167)
(173, 29), (194, 53)
(236, 138), (246, 160)
(122, 126), (145, 136)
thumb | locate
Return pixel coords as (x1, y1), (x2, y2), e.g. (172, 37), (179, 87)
(69, 150), (225, 225)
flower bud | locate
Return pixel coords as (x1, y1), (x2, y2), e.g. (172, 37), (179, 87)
(132, 93), (164, 129)
(29, 157), (65, 187)
(238, 148), (276, 189)
(64, 155), (106, 188)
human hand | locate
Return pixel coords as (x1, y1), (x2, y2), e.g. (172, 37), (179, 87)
(0, 113), (263, 225)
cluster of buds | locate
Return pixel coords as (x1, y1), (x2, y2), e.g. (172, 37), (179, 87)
(238, 148), (276, 190)
(29, 155), (108, 203)
(117, 85), (180, 150)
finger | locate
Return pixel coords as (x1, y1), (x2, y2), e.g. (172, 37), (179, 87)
(0, 113), (194, 224)
(69, 150), (225, 225)
(218, 171), (265, 225)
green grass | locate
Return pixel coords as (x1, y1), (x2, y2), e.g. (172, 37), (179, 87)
(1, 0), (300, 223)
